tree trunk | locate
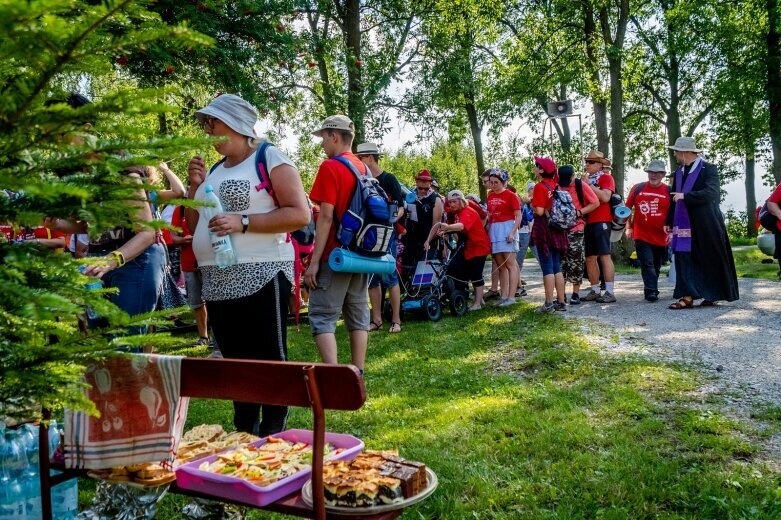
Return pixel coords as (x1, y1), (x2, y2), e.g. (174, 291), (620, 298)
(158, 113), (168, 135)
(608, 56), (625, 197)
(343, 0), (364, 147)
(767, 0), (781, 184)
(745, 152), (758, 237)
(466, 101), (486, 200)
(582, 1), (609, 154)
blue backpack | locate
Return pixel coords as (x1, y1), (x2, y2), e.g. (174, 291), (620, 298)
(208, 142), (315, 245)
(330, 156), (395, 257)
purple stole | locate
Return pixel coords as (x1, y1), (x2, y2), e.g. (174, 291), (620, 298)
(671, 158), (704, 253)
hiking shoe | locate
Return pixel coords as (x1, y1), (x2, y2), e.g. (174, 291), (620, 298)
(498, 297), (516, 307)
(207, 348), (224, 359)
(515, 288), (527, 297)
(554, 301), (567, 311)
(581, 290), (600, 302)
(645, 293), (659, 302)
(468, 304), (483, 311)
(196, 337), (210, 347)
(534, 302), (556, 314)
(596, 291), (617, 303)
(570, 293), (581, 305)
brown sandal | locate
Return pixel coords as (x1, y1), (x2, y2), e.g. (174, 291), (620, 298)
(699, 300), (717, 307)
(668, 298), (694, 310)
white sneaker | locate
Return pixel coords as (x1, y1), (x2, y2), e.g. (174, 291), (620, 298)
(468, 304), (483, 311)
(498, 297), (516, 307)
(207, 349), (224, 359)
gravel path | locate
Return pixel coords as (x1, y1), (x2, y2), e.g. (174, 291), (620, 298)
(516, 259), (781, 451)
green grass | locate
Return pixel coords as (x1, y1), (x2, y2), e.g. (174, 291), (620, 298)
(732, 248), (780, 280)
(79, 306), (781, 519)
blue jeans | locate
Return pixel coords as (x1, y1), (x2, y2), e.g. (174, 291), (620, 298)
(92, 243), (166, 337)
(634, 240), (666, 298)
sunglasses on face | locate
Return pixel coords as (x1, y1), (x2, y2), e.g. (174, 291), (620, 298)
(585, 160), (601, 165)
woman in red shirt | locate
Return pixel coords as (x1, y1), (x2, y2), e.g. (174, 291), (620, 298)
(426, 190), (491, 310)
(531, 157), (569, 313)
(486, 168), (521, 307)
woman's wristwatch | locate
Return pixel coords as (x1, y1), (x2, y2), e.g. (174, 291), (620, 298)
(241, 215), (249, 233)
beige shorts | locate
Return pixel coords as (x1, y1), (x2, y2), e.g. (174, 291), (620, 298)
(308, 261), (370, 335)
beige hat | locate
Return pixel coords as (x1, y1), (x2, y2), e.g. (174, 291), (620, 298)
(447, 189), (466, 203)
(356, 142), (382, 155)
(668, 136), (702, 152)
(312, 114), (355, 137)
(583, 150), (610, 165)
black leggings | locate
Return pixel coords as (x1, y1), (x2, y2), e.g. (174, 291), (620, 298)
(206, 271), (291, 436)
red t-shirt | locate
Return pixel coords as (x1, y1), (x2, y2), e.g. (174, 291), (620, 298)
(626, 182), (671, 246)
(309, 152), (367, 261)
(768, 184), (781, 204)
(486, 189), (520, 223)
(456, 205), (490, 260)
(531, 179), (557, 212)
(561, 181), (598, 233)
(171, 206), (197, 272)
(586, 173), (616, 224)
(15, 226), (65, 242)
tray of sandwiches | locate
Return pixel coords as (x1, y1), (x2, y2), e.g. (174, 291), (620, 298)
(175, 428), (364, 507)
(300, 450), (438, 515)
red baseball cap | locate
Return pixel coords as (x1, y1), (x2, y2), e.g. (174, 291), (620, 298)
(534, 156), (557, 174)
(415, 169), (433, 182)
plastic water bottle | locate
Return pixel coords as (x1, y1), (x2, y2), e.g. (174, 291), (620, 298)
(46, 421), (78, 519)
(202, 185), (237, 268)
(0, 430), (27, 518)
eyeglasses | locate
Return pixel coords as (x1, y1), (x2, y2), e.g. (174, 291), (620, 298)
(200, 116), (217, 131)
(585, 160), (601, 165)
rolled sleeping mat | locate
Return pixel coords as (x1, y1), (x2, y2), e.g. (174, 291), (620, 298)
(328, 248), (397, 274)
(610, 205), (632, 242)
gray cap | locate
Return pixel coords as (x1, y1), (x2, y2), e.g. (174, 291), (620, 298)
(668, 136), (702, 152)
(465, 193), (481, 203)
(195, 94), (259, 138)
(356, 142), (382, 155)
(525, 181), (536, 192)
(447, 189), (466, 202)
(312, 115), (355, 137)
(645, 159), (667, 173)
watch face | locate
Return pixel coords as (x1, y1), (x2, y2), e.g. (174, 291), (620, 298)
(242, 215), (249, 225)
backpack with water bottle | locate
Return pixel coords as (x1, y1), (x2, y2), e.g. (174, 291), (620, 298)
(330, 156), (395, 257)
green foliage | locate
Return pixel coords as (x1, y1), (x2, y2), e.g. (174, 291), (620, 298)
(0, 0), (209, 420)
(724, 209), (750, 240)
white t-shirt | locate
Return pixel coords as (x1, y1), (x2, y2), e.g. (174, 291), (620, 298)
(192, 144), (296, 301)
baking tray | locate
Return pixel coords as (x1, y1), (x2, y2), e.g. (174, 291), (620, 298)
(175, 429), (363, 507)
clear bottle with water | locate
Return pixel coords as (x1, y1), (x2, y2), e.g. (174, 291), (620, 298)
(47, 422), (77, 520)
(202, 184), (237, 268)
(0, 430), (27, 519)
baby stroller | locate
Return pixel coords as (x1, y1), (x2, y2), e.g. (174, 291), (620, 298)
(389, 235), (469, 322)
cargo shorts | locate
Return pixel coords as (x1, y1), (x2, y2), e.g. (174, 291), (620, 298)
(308, 261), (370, 335)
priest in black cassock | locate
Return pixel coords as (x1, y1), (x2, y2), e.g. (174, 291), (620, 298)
(664, 136), (739, 309)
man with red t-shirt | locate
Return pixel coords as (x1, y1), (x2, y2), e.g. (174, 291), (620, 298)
(580, 150), (617, 303)
(426, 190), (491, 310)
(304, 115), (369, 375)
(626, 160), (672, 302)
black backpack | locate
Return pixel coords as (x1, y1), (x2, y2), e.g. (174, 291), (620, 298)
(331, 156), (395, 257)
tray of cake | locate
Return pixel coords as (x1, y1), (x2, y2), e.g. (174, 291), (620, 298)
(300, 450), (437, 514)
(175, 428), (364, 507)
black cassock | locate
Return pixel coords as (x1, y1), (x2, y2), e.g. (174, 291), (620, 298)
(666, 160), (739, 302)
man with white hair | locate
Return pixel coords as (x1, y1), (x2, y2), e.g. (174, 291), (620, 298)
(665, 137), (738, 309)
(626, 160), (671, 302)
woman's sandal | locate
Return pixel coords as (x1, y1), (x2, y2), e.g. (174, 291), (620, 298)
(388, 322), (402, 333)
(668, 298), (694, 310)
(368, 320), (383, 332)
(699, 300), (717, 307)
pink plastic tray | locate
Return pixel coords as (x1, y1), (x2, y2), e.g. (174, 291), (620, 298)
(175, 429), (363, 507)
